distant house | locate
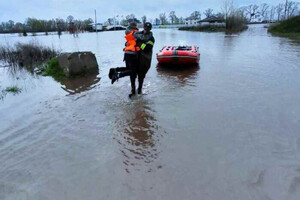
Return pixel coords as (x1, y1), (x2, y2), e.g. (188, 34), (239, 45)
(105, 25), (126, 31)
(198, 16), (225, 26)
(185, 16), (200, 25)
(89, 23), (103, 31)
(250, 13), (263, 23)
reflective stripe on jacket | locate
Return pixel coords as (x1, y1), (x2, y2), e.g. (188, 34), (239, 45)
(140, 40), (154, 51)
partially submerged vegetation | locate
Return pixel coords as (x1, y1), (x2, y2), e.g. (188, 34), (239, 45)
(0, 42), (58, 71)
(39, 58), (66, 81)
(268, 16), (300, 38)
(4, 86), (22, 94)
(225, 10), (248, 33)
(0, 43), (97, 84)
(0, 86), (22, 100)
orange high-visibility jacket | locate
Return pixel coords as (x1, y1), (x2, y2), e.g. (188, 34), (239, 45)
(124, 30), (140, 52)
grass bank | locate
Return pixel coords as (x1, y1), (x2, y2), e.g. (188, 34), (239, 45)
(268, 16), (300, 38)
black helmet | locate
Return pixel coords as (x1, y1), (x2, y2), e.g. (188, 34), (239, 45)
(144, 22), (152, 31)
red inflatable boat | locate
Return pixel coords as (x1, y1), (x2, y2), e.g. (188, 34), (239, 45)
(156, 45), (200, 65)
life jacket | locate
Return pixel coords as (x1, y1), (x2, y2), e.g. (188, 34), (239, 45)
(124, 30), (140, 52)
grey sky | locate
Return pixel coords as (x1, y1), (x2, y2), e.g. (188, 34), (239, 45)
(0, 0), (286, 23)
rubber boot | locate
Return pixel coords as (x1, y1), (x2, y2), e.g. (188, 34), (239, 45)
(108, 68), (116, 79)
(129, 88), (136, 98)
(138, 76), (144, 94)
(111, 72), (120, 84)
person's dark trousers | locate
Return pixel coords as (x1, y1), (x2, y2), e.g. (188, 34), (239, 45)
(137, 51), (152, 93)
(116, 53), (138, 94)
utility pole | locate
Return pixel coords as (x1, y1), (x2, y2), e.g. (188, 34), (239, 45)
(95, 9), (97, 33)
(114, 15), (116, 31)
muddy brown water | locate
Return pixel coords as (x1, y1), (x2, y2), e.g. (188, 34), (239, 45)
(1, 25), (300, 200)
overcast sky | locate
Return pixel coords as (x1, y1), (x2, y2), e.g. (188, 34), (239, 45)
(0, 0), (287, 23)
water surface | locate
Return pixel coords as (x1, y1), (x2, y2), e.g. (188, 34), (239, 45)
(1, 25), (300, 200)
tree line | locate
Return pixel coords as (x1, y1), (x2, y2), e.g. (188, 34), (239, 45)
(105, 1), (299, 26)
(1, 1), (299, 34)
(240, 1), (299, 22)
(0, 16), (94, 34)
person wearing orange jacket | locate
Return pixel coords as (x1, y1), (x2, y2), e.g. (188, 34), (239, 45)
(109, 22), (140, 98)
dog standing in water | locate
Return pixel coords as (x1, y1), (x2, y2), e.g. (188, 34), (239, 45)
(109, 22), (155, 98)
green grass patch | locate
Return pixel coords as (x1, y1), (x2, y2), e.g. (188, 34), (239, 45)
(268, 16), (300, 36)
(41, 58), (66, 81)
(0, 86), (22, 100)
(4, 86), (22, 94)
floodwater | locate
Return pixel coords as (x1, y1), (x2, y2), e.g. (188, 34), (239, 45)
(1, 25), (300, 200)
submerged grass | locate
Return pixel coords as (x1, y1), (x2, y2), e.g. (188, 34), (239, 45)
(0, 86), (22, 100)
(0, 42), (59, 71)
(4, 86), (22, 94)
(40, 58), (66, 81)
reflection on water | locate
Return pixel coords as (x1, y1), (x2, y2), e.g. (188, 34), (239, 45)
(113, 100), (163, 173)
(59, 71), (100, 95)
(156, 64), (200, 85)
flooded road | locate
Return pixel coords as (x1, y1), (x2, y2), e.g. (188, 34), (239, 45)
(1, 25), (300, 200)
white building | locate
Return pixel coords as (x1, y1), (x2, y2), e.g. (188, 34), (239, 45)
(249, 13), (263, 23)
(184, 16), (199, 25)
(89, 23), (103, 31)
(198, 16), (225, 26)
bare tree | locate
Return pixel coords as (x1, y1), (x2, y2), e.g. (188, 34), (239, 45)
(190, 11), (201, 20)
(284, 0), (288, 19)
(204, 8), (214, 18)
(286, 1), (299, 18)
(141, 15), (147, 24)
(154, 18), (160, 25)
(260, 3), (270, 20)
(67, 15), (74, 24)
(159, 13), (167, 25)
(126, 14), (136, 21)
(276, 4), (285, 21)
(107, 18), (114, 25)
(169, 11), (177, 24)
(269, 6), (276, 22)
(221, 0), (234, 20)
(244, 5), (259, 21)
(179, 17), (185, 24)
(216, 12), (225, 20)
